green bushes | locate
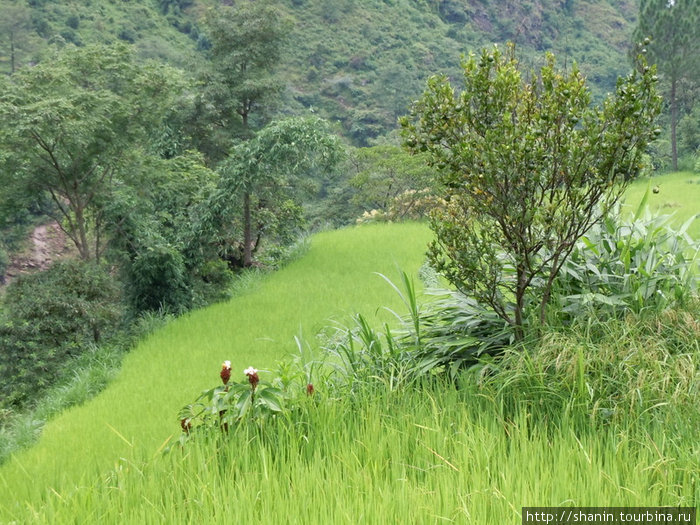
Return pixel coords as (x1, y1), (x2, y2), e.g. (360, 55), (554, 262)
(547, 206), (699, 322)
(0, 260), (122, 408)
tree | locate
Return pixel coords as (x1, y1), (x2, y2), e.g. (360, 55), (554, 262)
(194, 1), (292, 267)
(104, 151), (222, 313)
(0, 3), (38, 75)
(348, 144), (438, 220)
(633, 0), (699, 171)
(204, 117), (343, 268)
(197, 0), (290, 158)
(400, 44), (661, 340)
(0, 44), (182, 261)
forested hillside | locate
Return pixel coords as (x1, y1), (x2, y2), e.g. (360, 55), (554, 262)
(1, 0), (639, 144)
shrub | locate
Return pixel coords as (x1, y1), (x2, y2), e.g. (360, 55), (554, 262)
(546, 206), (699, 323)
(125, 241), (192, 314)
(0, 260), (122, 408)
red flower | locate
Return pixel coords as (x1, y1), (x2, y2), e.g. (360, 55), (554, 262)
(244, 367), (259, 389)
(220, 360), (231, 385)
(306, 383), (315, 396)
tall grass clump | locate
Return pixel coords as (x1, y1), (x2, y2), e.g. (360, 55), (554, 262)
(471, 301), (699, 429)
(3, 376), (696, 524)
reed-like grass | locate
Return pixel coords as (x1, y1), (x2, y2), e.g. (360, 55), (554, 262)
(0, 222), (433, 513)
(1, 384), (696, 524)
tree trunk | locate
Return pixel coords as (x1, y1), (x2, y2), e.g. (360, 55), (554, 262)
(10, 30), (15, 74)
(670, 77), (678, 171)
(243, 191), (253, 267)
(514, 263), (527, 342)
(74, 205), (91, 261)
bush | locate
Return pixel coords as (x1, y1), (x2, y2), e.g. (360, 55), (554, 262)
(546, 206), (699, 323)
(125, 242), (192, 314)
(0, 260), (122, 408)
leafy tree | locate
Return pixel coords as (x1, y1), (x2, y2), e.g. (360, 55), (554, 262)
(192, 1), (292, 268)
(633, 0), (699, 170)
(197, 0), (291, 159)
(0, 44), (182, 261)
(205, 117), (343, 268)
(348, 145), (438, 219)
(401, 44), (661, 340)
(105, 151), (222, 313)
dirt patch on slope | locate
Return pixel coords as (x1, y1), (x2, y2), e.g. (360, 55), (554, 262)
(2, 222), (75, 285)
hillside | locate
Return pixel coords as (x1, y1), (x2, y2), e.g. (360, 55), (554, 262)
(0, 221), (696, 523)
(1, 0), (639, 145)
(0, 222), (433, 510)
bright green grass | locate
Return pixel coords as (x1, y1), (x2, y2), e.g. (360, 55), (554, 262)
(623, 171), (700, 238)
(1, 206), (698, 523)
(0, 222), (433, 513)
(1, 385), (696, 524)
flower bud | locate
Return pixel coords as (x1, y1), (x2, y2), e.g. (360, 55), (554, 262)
(306, 383), (315, 396)
(220, 360), (231, 385)
(244, 366), (259, 389)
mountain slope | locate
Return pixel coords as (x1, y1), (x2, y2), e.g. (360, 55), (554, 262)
(1, 0), (639, 144)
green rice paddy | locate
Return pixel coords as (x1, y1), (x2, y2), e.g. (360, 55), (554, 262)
(623, 171), (700, 238)
(0, 173), (697, 523)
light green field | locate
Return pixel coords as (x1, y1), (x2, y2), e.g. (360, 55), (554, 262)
(1, 192), (697, 523)
(623, 171), (700, 238)
(0, 222), (433, 514)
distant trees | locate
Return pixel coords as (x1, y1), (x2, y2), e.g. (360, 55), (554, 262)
(401, 44), (661, 339)
(0, 44), (182, 261)
(207, 117), (343, 268)
(348, 145), (439, 221)
(0, 3), (36, 74)
(633, 0), (699, 170)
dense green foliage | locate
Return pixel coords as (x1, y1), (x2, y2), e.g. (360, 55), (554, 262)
(0, 260), (122, 407)
(0, 0), (645, 146)
(633, 0), (699, 171)
(548, 203), (699, 321)
(0, 44), (183, 261)
(0, 0), (697, 520)
(401, 43), (661, 337)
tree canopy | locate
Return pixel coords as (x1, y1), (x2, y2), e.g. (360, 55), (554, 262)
(401, 44), (661, 339)
(205, 116), (343, 268)
(0, 44), (182, 261)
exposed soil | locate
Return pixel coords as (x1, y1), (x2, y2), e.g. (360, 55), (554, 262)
(2, 222), (75, 286)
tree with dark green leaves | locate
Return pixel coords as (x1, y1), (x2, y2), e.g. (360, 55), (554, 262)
(401, 44), (661, 340)
(0, 44), (182, 261)
(198, 0), (291, 156)
(204, 117), (343, 268)
(633, 0), (699, 171)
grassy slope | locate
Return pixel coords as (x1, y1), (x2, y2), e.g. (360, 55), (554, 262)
(1, 177), (697, 520)
(0, 222), (432, 509)
(623, 171), (700, 238)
